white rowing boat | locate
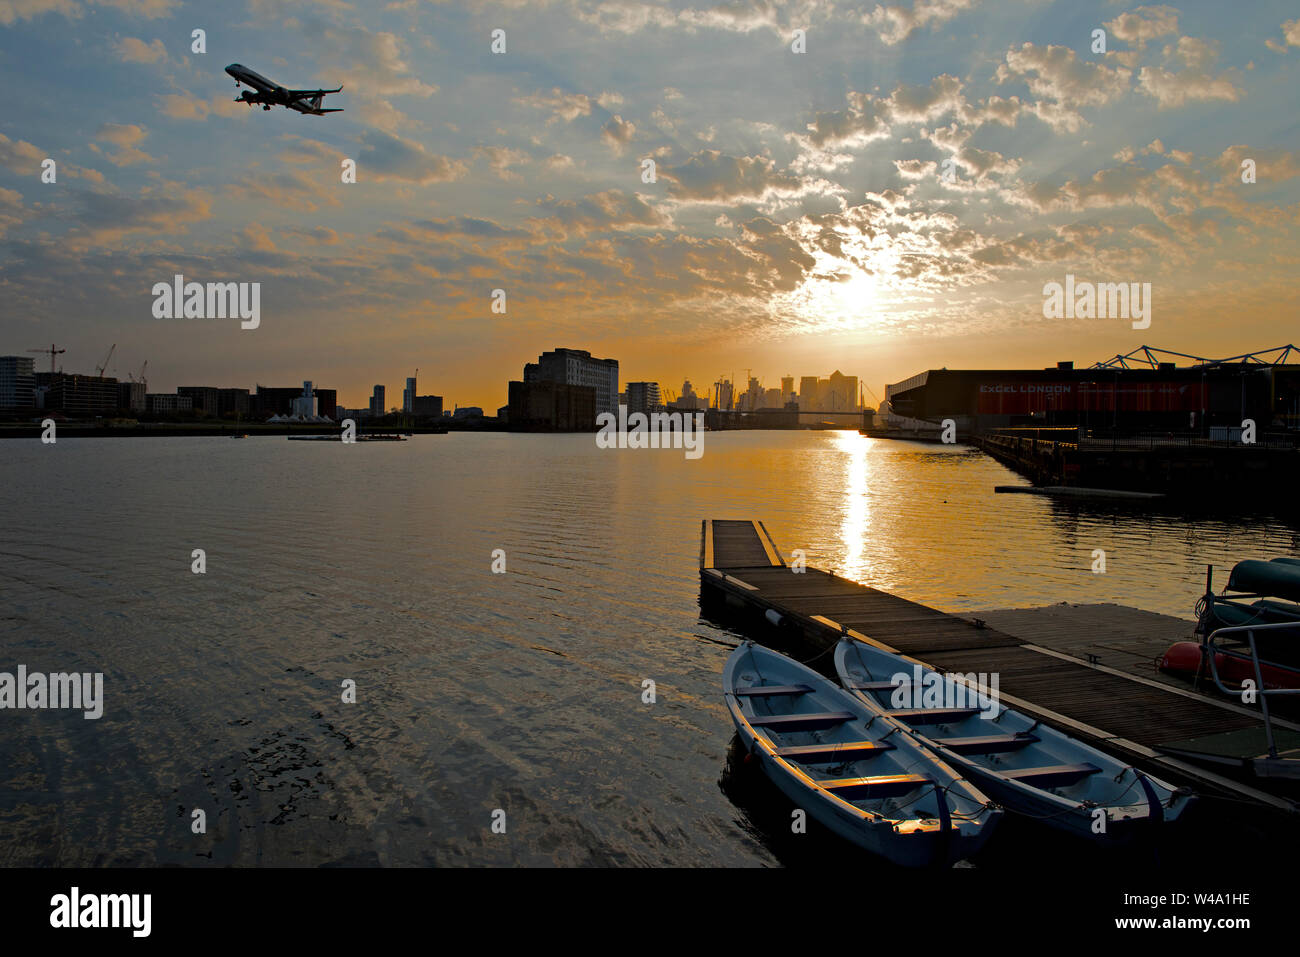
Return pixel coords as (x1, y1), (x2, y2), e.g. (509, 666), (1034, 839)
(833, 637), (1196, 843)
(724, 640), (1000, 867)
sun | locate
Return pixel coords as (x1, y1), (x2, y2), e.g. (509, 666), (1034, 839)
(780, 261), (882, 331)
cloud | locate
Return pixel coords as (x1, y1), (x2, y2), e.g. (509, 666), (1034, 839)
(0, 133), (103, 182)
(475, 146), (530, 181)
(1104, 5), (1179, 47)
(0, 0), (177, 24)
(285, 17), (437, 131)
(535, 189), (668, 234)
(357, 130), (466, 184)
(514, 88), (594, 123)
(895, 159), (938, 180)
(887, 74), (965, 123)
(113, 36), (167, 63)
(600, 114), (636, 153)
(996, 43), (1132, 130)
(156, 91), (247, 121)
(0, 186), (26, 238)
(663, 150), (807, 204)
(281, 225), (342, 246)
(238, 222), (277, 252)
(864, 0), (976, 46)
(225, 168), (340, 213)
(60, 181), (213, 251)
(95, 123), (146, 148)
(296, 20), (437, 99)
(96, 0), (176, 16)
(0, 132), (48, 173)
(1137, 66), (1240, 108)
(93, 123), (154, 165)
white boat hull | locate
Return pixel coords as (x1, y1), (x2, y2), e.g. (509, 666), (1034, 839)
(724, 641), (1000, 867)
(833, 638), (1195, 845)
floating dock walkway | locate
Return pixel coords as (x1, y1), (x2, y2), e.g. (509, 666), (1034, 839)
(701, 518), (1300, 812)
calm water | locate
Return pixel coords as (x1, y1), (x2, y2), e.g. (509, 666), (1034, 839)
(1, 432), (1297, 866)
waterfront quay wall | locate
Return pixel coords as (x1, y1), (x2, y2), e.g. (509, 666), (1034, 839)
(973, 431), (1297, 498)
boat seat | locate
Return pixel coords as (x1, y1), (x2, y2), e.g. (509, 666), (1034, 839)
(1001, 763), (1102, 788)
(749, 711), (855, 731)
(846, 680), (905, 692)
(820, 773), (931, 799)
(735, 684), (813, 697)
(775, 740), (894, 763)
(933, 732), (1040, 755)
(889, 707), (980, 724)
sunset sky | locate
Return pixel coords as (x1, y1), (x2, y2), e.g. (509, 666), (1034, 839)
(1, 0), (1297, 411)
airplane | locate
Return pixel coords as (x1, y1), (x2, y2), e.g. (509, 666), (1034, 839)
(225, 63), (343, 115)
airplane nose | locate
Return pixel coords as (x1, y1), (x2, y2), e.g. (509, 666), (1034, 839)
(225, 64), (240, 74)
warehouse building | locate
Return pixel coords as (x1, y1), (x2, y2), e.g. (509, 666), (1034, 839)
(884, 347), (1300, 437)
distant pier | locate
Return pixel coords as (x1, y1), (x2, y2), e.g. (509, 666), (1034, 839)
(700, 518), (1299, 813)
(970, 429), (1297, 498)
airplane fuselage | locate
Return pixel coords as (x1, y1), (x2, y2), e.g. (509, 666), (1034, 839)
(224, 63), (343, 115)
(225, 64), (286, 98)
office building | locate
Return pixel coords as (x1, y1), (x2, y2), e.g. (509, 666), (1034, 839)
(177, 386), (220, 416)
(0, 356), (36, 412)
(118, 381), (146, 413)
(798, 376), (819, 411)
(669, 379), (707, 411)
(39, 374), (120, 417)
(523, 348), (619, 416)
(824, 371), (860, 412)
(369, 385), (386, 416)
(626, 381), (662, 416)
(217, 388), (250, 417)
(313, 389), (336, 421)
(146, 393), (193, 414)
(507, 380), (596, 431)
(411, 394), (443, 418)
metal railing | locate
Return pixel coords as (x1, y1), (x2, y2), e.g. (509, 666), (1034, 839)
(1204, 622), (1300, 760)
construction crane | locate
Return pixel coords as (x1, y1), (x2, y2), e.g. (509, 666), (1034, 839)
(96, 343), (116, 379)
(28, 343), (65, 374)
(128, 360), (148, 391)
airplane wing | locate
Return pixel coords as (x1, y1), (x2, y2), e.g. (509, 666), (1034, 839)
(288, 86), (343, 97)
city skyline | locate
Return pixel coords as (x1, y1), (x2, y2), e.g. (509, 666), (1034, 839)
(1, 340), (874, 415)
(1, 2), (1297, 409)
